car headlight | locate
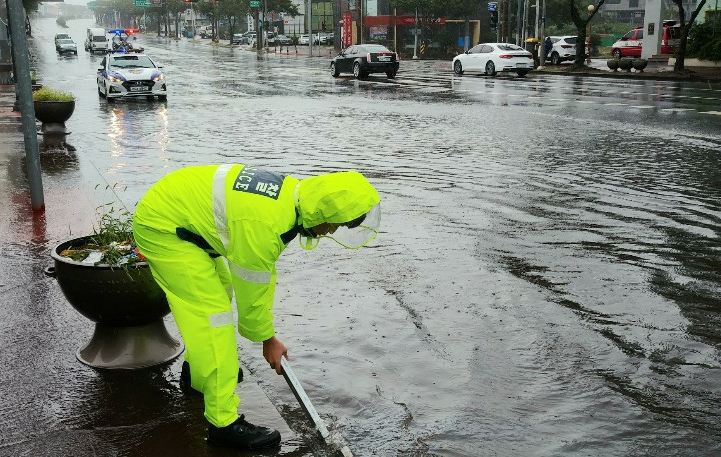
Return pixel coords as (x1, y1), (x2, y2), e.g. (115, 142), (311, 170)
(108, 75), (123, 83)
(153, 73), (165, 81)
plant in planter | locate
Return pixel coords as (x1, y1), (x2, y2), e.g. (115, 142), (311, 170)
(606, 58), (620, 72)
(45, 203), (184, 369)
(618, 58), (633, 72)
(632, 58), (648, 72)
(32, 87), (75, 124)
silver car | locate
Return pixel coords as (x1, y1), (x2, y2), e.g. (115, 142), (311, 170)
(56, 38), (78, 55)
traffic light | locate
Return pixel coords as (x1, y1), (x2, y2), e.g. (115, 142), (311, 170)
(490, 11), (498, 31)
(184, 0), (199, 3)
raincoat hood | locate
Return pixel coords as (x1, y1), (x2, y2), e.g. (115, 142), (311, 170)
(296, 171), (380, 228)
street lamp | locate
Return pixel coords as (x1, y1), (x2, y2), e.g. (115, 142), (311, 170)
(587, 4), (594, 64)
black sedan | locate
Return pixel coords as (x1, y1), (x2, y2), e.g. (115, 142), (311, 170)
(330, 44), (399, 79)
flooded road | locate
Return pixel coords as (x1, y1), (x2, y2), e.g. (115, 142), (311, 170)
(7, 16), (721, 456)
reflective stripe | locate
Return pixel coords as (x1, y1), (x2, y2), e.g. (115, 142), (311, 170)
(209, 311), (234, 328)
(229, 261), (272, 284)
(213, 164), (233, 251)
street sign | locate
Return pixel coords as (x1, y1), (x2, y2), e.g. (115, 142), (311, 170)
(250, 0), (260, 7)
(134, 0), (149, 6)
(488, 2), (498, 11)
(87, 1), (97, 8)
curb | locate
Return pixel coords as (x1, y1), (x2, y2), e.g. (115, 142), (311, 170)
(533, 68), (721, 83)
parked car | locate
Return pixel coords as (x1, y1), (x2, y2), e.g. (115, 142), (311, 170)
(610, 21), (680, 58)
(242, 31), (256, 43)
(299, 34), (310, 45)
(452, 42), (533, 77)
(230, 33), (244, 45)
(54, 33), (71, 50)
(330, 44), (399, 79)
(546, 36), (580, 65)
(56, 38), (78, 55)
(273, 34), (292, 46)
(96, 52), (167, 102)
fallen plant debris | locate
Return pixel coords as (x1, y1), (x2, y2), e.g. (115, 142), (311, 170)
(59, 240), (146, 266)
(58, 200), (146, 267)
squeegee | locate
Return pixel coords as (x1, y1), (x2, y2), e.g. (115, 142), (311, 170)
(280, 357), (353, 457)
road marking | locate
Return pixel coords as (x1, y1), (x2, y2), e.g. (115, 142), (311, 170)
(632, 105), (656, 109)
(603, 102), (628, 106)
(700, 111), (721, 116)
(661, 108), (695, 112)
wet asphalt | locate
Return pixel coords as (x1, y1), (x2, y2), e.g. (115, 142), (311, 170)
(2, 14), (721, 457)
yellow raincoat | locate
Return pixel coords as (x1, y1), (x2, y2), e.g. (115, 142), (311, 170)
(133, 164), (379, 427)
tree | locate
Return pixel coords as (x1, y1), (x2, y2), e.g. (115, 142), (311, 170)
(567, 0), (605, 68)
(670, 0), (708, 72)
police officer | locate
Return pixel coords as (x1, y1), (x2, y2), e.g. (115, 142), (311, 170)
(133, 165), (380, 449)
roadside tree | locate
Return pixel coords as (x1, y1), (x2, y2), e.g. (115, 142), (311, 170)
(567, 0), (605, 68)
(669, 0), (708, 72)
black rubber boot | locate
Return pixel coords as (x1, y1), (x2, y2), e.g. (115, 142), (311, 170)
(207, 414), (281, 449)
(180, 361), (244, 396)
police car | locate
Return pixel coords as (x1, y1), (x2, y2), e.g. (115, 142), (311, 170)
(96, 51), (167, 101)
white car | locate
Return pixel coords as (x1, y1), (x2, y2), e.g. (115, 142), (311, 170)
(56, 38), (77, 55)
(452, 42), (533, 77)
(96, 52), (167, 101)
(299, 34), (310, 45)
(546, 36), (584, 65)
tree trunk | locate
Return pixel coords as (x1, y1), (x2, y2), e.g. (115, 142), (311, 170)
(672, 0), (708, 73)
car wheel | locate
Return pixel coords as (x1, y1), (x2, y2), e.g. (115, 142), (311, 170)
(612, 48), (621, 59)
(158, 95), (167, 101)
(551, 53), (561, 65)
(453, 60), (464, 75)
(516, 70), (530, 77)
(353, 62), (361, 78)
(330, 62), (340, 77)
(485, 61), (496, 76)
(386, 70), (396, 79)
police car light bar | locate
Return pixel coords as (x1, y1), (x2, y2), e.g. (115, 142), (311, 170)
(108, 29), (139, 35)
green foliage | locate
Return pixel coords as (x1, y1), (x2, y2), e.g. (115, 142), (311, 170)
(32, 87), (75, 102)
(686, 21), (721, 62)
(60, 194), (143, 267)
(92, 204), (134, 249)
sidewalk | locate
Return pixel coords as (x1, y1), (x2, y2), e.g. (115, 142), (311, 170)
(0, 84), (302, 456)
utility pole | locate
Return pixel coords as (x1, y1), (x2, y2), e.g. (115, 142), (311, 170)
(412, 6), (418, 59)
(538, 0), (547, 66)
(6, 0), (44, 211)
(308, 0), (312, 56)
(516, 0), (523, 45)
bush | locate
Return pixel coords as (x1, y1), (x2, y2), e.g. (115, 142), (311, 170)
(33, 87), (75, 102)
(687, 22), (721, 62)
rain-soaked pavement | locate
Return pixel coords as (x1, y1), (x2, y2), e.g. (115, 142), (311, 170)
(2, 15), (721, 457)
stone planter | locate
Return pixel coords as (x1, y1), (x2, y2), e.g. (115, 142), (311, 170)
(45, 235), (184, 369)
(33, 100), (75, 124)
(632, 58), (648, 72)
(618, 58), (633, 72)
(607, 59), (620, 72)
